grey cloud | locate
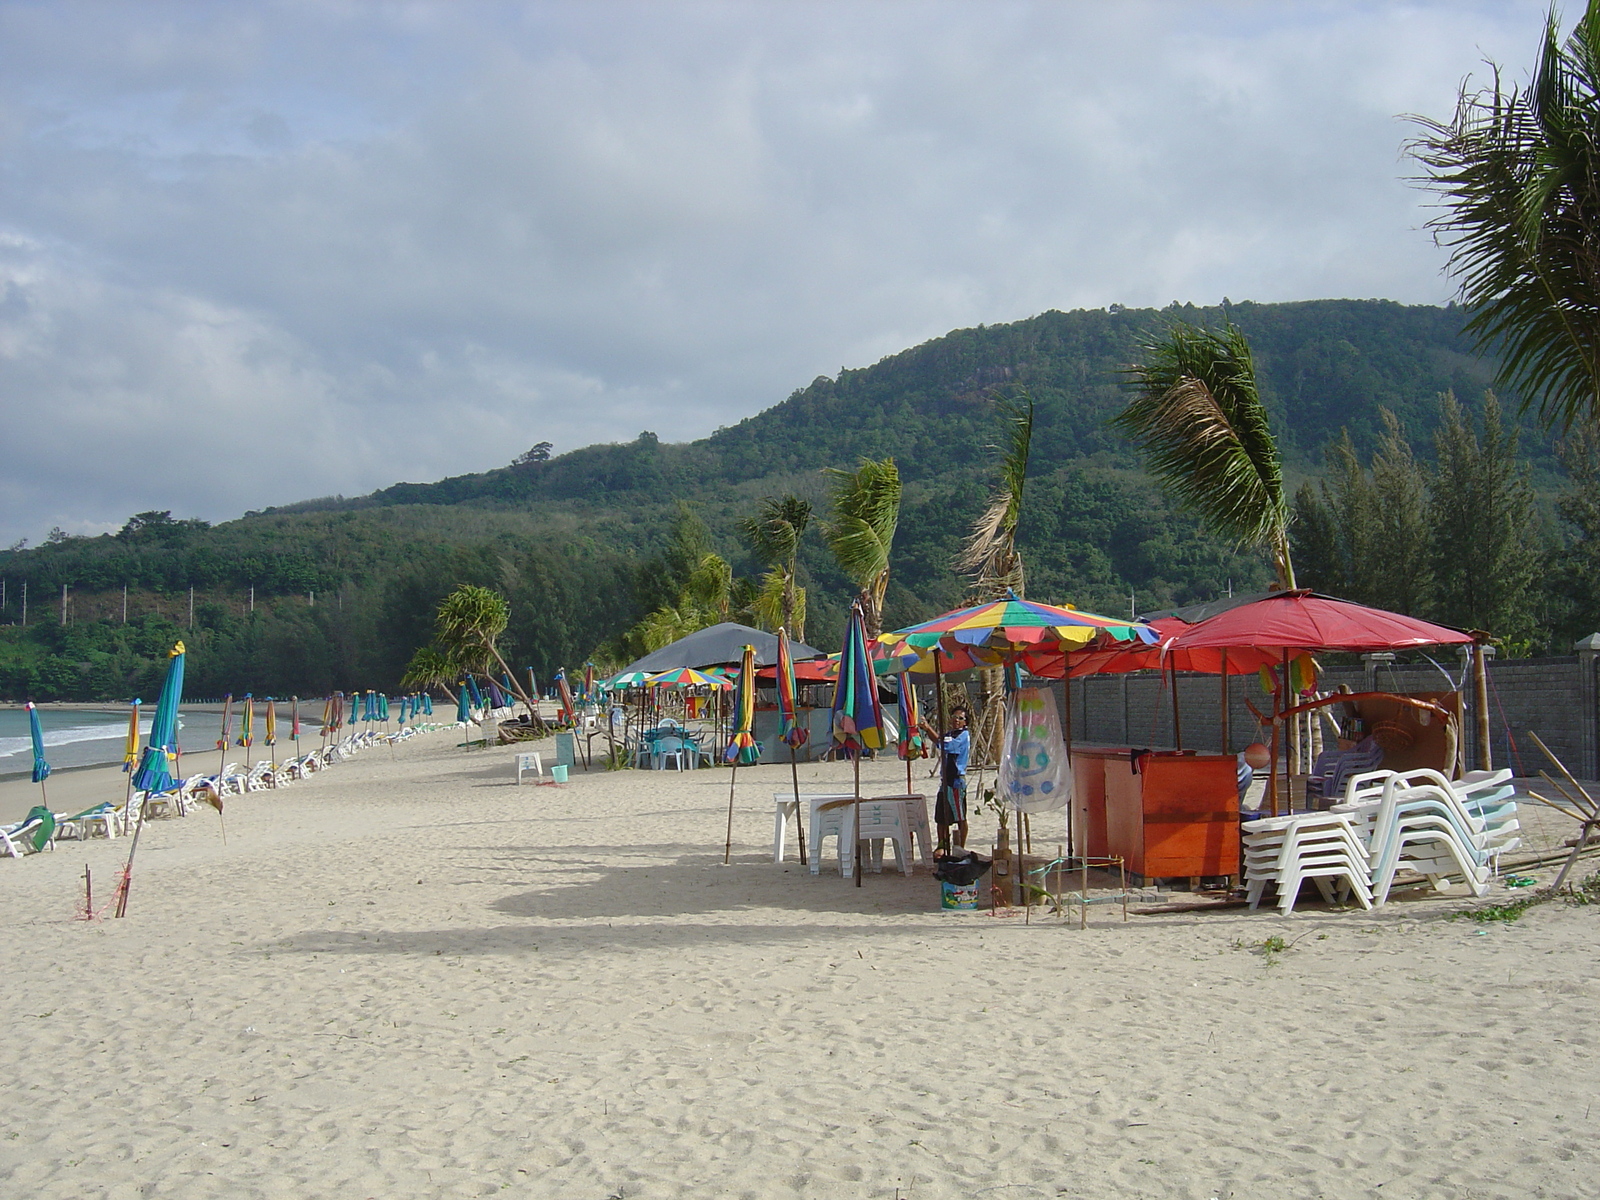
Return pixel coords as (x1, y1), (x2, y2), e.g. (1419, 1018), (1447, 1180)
(0, 0), (1552, 543)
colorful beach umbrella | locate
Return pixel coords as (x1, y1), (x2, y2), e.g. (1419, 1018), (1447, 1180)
(265, 697), (277, 747)
(831, 606), (886, 888)
(878, 591), (1157, 662)
(291, 696), (301, 740)
(830, 608), (886, 758)
(236, 694), (255, 751)
(131, 641), (185, 795)
(555, 669), (577, 721)
(776, 629), (807, 750)
(583, 662), (596, 701)
(722, 646), (759, 766)
(721, 644), (761, 864)
(122, 699), (142, 774)
(645, 667), (733, 689)
(27, 701), (51, 786)
(216, 694), (233, 755)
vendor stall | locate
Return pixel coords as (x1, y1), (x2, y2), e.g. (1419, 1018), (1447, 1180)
(1072, 748), (1240, 883)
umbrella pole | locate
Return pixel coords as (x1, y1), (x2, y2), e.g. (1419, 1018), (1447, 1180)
(1169, 659), (1182, 751)
(1063, 671), (1074, 858)
(1219, 650), (1230, 754)
(723, 760), (738, 865)
(853, 752), (863, 889)
(933, 649), (948, 853)
(789, 745), (806, 865)
(1269, 649), (1288, 817)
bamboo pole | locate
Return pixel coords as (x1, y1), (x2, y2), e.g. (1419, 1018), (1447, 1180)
(1169, 659), (1182, 751)
(1219, 650), (1230, 754)
(1473, 639), (1492, 772)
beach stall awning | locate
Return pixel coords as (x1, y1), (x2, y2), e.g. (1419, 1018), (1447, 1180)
(1164, 590), (1473, 654)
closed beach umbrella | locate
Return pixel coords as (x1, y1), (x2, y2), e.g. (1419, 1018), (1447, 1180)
(775, 628), (808, 865)
(488, 679), (507, 709)
(556, 669), (576, 722)
(422, 693), (433, 716)
(27, 701), (51, 786)
(721, 644), (760, 864)
(265, 697), (277, 747)
(465, 676), (484, 712)
(237, 694), (255, 752)
(896, 678), (930, 794)
(456, 683), (471, 726)
(122, 699), (142, 774)
(583, 662), (596, 702)
(832, 606), (886, 887)
(377, 693), (389, 722)
(132, 641), (186, 795)
(216, 693), (234, 768)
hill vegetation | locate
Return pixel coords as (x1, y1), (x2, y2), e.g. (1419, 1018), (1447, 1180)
(2, 297), (1588, 702)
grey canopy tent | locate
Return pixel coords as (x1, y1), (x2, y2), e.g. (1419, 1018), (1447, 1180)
(615, 623), (825, 675)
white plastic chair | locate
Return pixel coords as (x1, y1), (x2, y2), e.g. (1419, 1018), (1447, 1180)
(516, 752), (543, 783)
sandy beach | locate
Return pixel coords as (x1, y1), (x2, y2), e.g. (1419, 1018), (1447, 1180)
(3, 728), (1599, 1199)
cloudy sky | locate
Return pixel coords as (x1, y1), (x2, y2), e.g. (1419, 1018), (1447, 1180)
(0, 0), (1549, 545)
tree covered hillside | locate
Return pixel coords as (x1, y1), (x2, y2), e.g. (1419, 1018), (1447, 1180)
(1, 298), (1564, 702)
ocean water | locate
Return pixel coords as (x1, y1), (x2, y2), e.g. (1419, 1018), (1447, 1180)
(0, 704), (332, 777)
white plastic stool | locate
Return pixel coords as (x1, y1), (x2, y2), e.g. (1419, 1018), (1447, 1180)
(516, 752), (543, 784)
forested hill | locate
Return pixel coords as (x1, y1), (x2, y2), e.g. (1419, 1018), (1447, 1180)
(330, 299), (1507, 514)
(0, 298), (1553, 703)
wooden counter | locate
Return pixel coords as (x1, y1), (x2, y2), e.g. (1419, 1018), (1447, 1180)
(1072, 749), (1239, 881)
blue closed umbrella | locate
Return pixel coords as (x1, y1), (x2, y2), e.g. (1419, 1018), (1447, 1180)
(466, 676), (484, 710)
(422, 693), (434, 716)
(27, 701), (51, 786)
(456, 683), (471, 725)
(132, 641), (186, 795)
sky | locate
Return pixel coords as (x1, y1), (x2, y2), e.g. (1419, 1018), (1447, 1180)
(0, 0), (1552, 545)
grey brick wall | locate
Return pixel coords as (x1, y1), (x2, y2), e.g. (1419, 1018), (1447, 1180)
(1052, 651), (1600, 779)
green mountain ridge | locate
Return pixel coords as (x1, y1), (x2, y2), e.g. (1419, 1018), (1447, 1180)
(0, 298), (1562, 701)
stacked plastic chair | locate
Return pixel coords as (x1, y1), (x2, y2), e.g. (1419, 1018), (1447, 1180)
(1244, 768), (1519, 913)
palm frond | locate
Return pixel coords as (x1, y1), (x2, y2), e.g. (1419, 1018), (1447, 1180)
(1117, 324), (1293, 587)
(955, 392), (1032, 596)
(824, 458), (901, 634)
(741, 495), (812, 567)
(1408, 3), (1600, 431)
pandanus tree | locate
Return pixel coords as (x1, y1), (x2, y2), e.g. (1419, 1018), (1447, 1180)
(824, 458), (901, 638)
(1409, 0), (1600, 433)
(434, 585), (538, 710)
(742, 494), (812, 640)
(1117, 323), (1295, 590)
(401, 645), (462, 703)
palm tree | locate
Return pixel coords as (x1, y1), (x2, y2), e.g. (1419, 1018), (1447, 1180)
(956, 392), (1035, 764)
(823, 458), (901, 638)
(1410, 2), (1600, 432)
(434, 585), (537, 708)
(955, 393), (1033, 599)
(1117, 323), (1294, 590)
(742, 495), (811, 640)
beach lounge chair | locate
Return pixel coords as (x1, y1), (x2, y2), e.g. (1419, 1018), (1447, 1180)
(55, 802), (120, 841)
(1, 809), (56, 858)
(1305, 736), (1384, 805)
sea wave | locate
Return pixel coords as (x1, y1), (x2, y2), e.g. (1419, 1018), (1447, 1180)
(0, 718), (172, 760)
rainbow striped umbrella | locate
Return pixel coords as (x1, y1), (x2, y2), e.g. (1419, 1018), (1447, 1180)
(832, 606), (885, 887)
(776, 629), (806, 750)
(879, 590), (1157, 661)
(236, 694), (255, 751)
(264, 697), (277, 747)
(722, 646), (759, 766)
(720, 644), (760, 864)
(644, 667), (732, 690)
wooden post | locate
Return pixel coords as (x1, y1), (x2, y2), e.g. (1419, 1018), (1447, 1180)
(1473, 638), (1493, 772)
(1169, 659), (1183, 751)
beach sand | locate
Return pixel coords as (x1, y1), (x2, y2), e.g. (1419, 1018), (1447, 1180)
(3, 728), (1598, 1199)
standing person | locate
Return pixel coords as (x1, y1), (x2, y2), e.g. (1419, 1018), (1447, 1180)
(937, 706), (971, 850)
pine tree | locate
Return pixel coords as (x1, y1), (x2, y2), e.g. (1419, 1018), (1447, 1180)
(1428, 392), (1542, 642)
